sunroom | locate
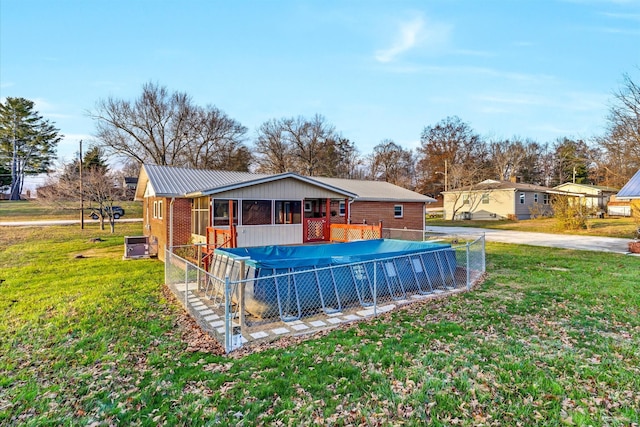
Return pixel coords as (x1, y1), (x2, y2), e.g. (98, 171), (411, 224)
(185, 173), (357, 248)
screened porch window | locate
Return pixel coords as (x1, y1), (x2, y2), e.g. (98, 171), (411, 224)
(212, 200), (238, 226)
(242, 200), (272, 225)
(275, 201), (302, 224)
(191, 197), (209, 236)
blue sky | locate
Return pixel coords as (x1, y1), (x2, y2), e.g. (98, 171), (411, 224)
(1, 0), (639, 168)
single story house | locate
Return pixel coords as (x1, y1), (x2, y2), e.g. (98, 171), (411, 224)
(606, 195), (631, 217)
(442, 179), (557, 220)
(134, 164), (436, 260)
(553, 182), (618, 213)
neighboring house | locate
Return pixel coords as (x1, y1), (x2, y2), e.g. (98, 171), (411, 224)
(124, 177), (138, 189)
(134, 165), (436, 260)
(122, 176), (138, 200)
(616, 169), (640, 200)
(442, 179), (556, 220)
(607, 195), (631, 217)
(553, 182), (618, 214)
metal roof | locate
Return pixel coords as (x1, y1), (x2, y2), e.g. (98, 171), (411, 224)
(136, 164), (435, 203)
(312, 176), (437, 203)
(188, 172), (358, 199)
(617, 169), (640, 199)
(137, 164), (269, 198)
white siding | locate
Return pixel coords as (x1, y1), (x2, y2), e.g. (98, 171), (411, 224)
(236, 224), (303, 247)
(214, 178), (347, 200)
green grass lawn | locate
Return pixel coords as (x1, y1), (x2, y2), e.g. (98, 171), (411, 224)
(1, 224), (638, 425)
(0, 200), (143, 221)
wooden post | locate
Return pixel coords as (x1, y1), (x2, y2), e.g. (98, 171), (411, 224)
(325, 198), (331, 240)
(228, 199), (237, 248)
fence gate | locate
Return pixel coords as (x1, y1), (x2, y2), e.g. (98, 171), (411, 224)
(304, 218), (327, 242)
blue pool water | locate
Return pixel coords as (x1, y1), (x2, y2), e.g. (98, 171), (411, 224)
(214, 239), (459, 321)
(217, 239), (451, 268)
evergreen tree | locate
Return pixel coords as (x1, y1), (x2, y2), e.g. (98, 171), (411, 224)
(0, 97), (62, 200)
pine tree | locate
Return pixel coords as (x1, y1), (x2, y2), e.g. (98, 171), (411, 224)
(0, 97), (62, 200)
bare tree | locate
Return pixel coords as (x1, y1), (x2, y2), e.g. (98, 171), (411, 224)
(323, 136), (362, 179)
(284, 114), (335, 176)
(417, 116), (488, 194)
(488, 138), (527, 181)
(252, 115), (361, 177)
(594, 71), (640, 187)
(254, 118), (295, 174)
(38, 151), (121, 232)
(367, 140), (415, 188)
(89, 82), (250, 171)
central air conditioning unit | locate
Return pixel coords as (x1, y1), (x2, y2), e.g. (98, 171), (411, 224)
(123, 236), (157, 259)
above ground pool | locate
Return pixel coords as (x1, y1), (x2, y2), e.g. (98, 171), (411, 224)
(210, 239), (459, 322)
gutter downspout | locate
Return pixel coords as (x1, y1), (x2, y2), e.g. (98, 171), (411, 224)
(422, 202), (426, 239)
(348, 198), (356, 224)
(169, 197), (175, 253)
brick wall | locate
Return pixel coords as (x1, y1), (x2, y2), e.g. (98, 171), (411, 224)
(172, 198), (192, 248)
(143, 197), (192, 261)
(349, 201), (424, 230)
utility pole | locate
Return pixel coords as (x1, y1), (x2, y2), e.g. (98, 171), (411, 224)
(79, 140), (84, 229)
(444, 159), (448, 192)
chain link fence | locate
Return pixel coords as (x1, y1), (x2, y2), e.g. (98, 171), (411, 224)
(165, 232), (485, 353)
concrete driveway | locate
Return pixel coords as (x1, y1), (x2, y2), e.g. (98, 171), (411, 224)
(425, 226), (637, 255)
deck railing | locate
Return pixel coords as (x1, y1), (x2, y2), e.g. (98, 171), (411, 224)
(330, 222), (383, 242)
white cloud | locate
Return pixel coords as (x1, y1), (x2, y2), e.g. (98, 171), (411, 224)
(374, 14), (451, 63)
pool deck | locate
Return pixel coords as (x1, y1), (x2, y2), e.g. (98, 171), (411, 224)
(168, 280), (463, 350)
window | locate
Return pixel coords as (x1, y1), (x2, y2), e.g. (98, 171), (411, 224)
(212, 200), (238, 226)
(191, 197), (209, 236)
(304, 201), (312, 212)
(463, 195), (470, 205)
(519, 193), (525, 204)
(482, 193), (490, 204)
(394, 204), (403, 218)
(242, 200), (272, 225)
(339, 201), (346, 216)
(275, 201), (301, 224)
(534, 193), (539, 203)
(153, 200), (163, 219)
(543, 194), (550, 205)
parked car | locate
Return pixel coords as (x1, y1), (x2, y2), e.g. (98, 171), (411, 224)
(89, 206), (125, 220)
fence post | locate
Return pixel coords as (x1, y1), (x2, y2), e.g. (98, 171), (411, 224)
(482, 233), (486, 273)
(164, 249), (169, 289)
(197, 245), (202, 291)
(466, 242), (471, 291)
(185, 260), (189, 308)
(239, 260), (246, 338)
(373, 262), (377, 317)
(224, 276), (231, 353)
